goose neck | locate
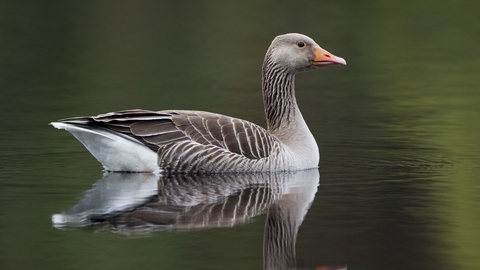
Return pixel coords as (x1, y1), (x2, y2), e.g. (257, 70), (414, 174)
(262, 62), (298, 132)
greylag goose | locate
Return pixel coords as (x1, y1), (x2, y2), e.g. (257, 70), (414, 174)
(51, 33), (346, 173)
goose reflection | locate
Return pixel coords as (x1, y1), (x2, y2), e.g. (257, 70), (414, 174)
(53, 170), (345, 270)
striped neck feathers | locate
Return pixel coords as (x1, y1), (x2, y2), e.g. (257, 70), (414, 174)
(262, 54), (298, 132)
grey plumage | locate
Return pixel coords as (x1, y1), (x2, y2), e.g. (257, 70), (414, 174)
(51, 33), (346, 173)
(58, 110), (282, 173)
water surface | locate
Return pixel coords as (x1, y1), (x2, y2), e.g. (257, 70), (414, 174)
(1, 1), (479, 270)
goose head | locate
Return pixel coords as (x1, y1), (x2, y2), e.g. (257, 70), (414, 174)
(266, 33), (346, 74)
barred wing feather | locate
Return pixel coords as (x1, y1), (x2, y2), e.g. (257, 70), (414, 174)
(65, 109), (278, 164)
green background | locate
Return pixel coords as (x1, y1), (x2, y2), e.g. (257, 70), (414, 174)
(0, 1), (479, 269)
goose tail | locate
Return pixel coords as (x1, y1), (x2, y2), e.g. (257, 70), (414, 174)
(51, 122), (160, 173)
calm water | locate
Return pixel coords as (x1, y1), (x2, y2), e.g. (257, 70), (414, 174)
(1, 1), (479, 270)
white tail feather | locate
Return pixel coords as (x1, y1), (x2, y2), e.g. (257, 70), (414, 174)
(51, 122), (160, 172)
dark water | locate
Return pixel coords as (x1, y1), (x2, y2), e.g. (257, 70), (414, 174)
(1, 1), (479, 270)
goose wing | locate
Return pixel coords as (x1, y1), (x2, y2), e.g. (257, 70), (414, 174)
(62, 109), (277, 160)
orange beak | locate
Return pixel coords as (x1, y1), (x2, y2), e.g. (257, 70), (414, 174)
(312, 45), (346, 67)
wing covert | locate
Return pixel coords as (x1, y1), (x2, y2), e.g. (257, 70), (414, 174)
(88, 109), (277, 159)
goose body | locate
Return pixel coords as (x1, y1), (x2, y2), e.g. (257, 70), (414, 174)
(51, 33), (346, 173)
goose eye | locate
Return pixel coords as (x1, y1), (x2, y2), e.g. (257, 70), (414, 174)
(296, 41), (305, 48)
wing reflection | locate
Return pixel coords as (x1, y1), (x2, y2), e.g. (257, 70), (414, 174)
(53, 170), (345, 269)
